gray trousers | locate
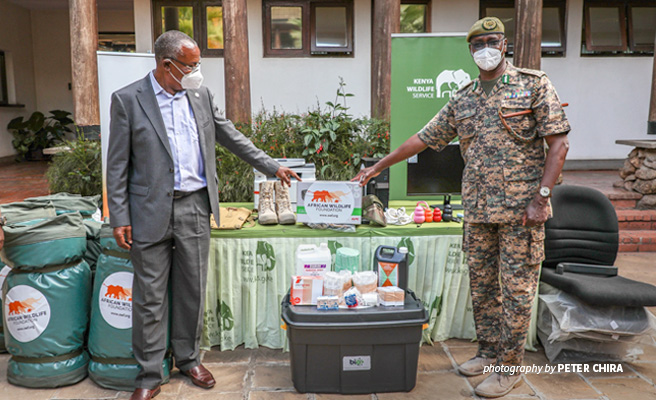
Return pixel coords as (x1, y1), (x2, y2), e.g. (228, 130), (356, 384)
(130, 188), (210, 389)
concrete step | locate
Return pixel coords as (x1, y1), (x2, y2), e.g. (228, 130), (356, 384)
(616, 209), (656, 231)
(608, 186), (642, 210)
(619, 230), (656, 253)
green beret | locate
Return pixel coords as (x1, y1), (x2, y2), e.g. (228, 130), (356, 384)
(467, 17), (505, 42)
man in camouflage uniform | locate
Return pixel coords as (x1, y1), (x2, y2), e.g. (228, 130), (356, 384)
(354, 17), (570, 398)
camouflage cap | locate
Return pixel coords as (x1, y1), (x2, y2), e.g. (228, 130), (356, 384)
(466, 17), (505, 42)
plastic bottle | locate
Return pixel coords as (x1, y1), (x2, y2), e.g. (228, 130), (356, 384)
(296, 243), (331, 277)
(373, 245), (409, 290)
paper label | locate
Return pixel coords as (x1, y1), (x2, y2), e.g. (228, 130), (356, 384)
(343, 355), (371, 371)
(610, 320), (619, 330)
(99, 272), (133, 329)
(4, 285), (51, 342)
(378, 261), (398, 287)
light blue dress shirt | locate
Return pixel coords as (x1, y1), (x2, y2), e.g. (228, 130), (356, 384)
(150, 72), (207, 192)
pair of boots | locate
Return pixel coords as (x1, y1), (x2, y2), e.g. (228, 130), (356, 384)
(258, 181), (296, 225)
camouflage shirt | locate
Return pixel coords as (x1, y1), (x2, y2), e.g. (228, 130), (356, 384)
(418, 62), (570, 224)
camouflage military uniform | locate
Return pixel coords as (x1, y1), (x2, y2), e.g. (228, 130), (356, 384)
(418, 61), (570, 369)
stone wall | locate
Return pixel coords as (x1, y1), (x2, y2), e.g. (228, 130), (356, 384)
(618, 148), (656, 209)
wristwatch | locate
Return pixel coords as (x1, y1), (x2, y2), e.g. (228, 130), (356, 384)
(0, 216), (6, 227)
(539, 186), (551, 198)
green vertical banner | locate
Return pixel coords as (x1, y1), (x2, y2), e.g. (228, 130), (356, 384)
(390, 34), (478, 201)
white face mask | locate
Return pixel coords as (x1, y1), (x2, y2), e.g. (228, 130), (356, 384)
(169, 61), (204, 90)
(473, 47), (503, 71)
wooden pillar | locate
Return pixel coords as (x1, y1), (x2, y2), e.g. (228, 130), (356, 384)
(68, 0), (100, 138)
(514, 0), (542, 70)
(649, 31), (656, 134)
(223, 0), (252, 124)
(371, 0), (400, 121)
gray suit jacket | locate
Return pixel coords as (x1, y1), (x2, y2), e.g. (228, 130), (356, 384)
(107, 74), (280, 242)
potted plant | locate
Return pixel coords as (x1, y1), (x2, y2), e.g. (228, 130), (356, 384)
(7, 110), (74, 161)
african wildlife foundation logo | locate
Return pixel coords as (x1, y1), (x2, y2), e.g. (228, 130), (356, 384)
(99, 272), (133, 329)
(4, 285), (51, 342)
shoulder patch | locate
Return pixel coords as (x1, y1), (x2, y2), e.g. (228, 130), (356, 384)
(516, 67), (546, 78)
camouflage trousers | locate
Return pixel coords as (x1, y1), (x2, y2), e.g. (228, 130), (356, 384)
(464, 222), (545, 369)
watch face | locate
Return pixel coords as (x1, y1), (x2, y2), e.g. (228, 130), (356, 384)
(539, 187), (550, 197)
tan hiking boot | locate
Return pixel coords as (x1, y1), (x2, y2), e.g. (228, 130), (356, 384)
(457, 356), (495, 377)
(474, 373), (523, 398)
(258, 181), (278, 225)
(274, 181), (296, 225)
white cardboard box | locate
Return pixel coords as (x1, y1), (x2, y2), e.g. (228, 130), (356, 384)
(296, 181), (362, 224)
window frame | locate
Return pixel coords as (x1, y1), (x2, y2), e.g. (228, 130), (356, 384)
(0, 51), (8, 106)
(584, 2), (627, 52)
(479, 0), (567, 57)
(400, 0), (432, 34)
(627, 4), (655, 53)
(263, 2), (309, 57)
(263, 0), (354, 58)
(153, 0), (224, 57)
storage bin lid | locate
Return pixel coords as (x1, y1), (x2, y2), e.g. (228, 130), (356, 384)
(282, 289), (428, 327)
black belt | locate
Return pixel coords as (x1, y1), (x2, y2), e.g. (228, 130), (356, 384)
(173, 187), (206, 199)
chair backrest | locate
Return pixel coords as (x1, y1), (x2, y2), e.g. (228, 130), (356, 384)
(543, 185), (619, 269)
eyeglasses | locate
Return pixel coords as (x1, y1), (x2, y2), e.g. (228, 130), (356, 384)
(470, 39), (505, 51)
(167, 57), (201, 72)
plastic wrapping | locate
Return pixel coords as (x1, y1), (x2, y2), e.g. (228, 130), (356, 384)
(537, 285), (656, 363)
(352, 271), (377, 294)
(323, 270), (352, 297)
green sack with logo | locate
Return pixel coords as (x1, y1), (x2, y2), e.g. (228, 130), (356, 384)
(0, 262), (11, 353)
(3, 259), (92, 388)
(1, 212), (86, 270)
(88, 225), (171, 390)
(24, 192), (100, 217)
(362, 194), (387, 227)
(0, 201), (57, 224)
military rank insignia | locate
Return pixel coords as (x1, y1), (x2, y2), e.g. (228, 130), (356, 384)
(504, 90), (531, 99)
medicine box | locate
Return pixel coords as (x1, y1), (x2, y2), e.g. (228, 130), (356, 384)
(296, 181), (362, 224)
(282, 289), (428, 394)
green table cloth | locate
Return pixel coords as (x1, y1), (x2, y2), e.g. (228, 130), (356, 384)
(201, 201), (539, 351)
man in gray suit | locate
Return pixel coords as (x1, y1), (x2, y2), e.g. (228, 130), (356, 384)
(107, 30), (299, 400)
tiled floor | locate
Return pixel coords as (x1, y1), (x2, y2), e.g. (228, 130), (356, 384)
(1, 163), (655, 398)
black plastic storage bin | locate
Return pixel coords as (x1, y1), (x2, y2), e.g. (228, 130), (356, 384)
(281, 290), (428, 394)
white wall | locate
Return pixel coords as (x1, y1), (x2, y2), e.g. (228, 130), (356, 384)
(541, 0), (653, 161)
(0, 0), (37, 158)
(433, 0), (478, 32)
(247, 0), (372, 117)
(31, 9), (73, 116)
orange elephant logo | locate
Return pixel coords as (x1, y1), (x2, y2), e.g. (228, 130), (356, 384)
(7, 297), (41, 315)
(309, 190), (349, 203)
(103, 284), (132, 301)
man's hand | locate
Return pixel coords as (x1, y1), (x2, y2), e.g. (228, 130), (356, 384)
(0, 228), (4, 251)
(275, 166), (301, 187)
(113, 226), (133, 250)
(522, 196), (550, 226)
(351, 166), (381, 187)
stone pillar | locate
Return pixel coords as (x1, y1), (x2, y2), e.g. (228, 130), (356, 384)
(371, 0), (400, 121)
(134, 0), (154, 53)
(68, 0), (100, 140)
(513, 0), (542, 70)
(223, 0), (252, 124)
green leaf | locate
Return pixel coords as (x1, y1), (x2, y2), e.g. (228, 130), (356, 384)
(329, 131), (337, 142)
(321, 164), (330, 174)
(303, 134), (313, 147)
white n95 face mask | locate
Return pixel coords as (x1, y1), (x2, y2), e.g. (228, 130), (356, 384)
(473, 48), (503, 71)
(169, 62), (204, 90)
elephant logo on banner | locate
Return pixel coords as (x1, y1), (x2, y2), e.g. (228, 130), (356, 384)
(256, 241), (276, 272)
(216, 300), (234, 331)
(435, 69), (471, 98)
(397, 237), (416, 267)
